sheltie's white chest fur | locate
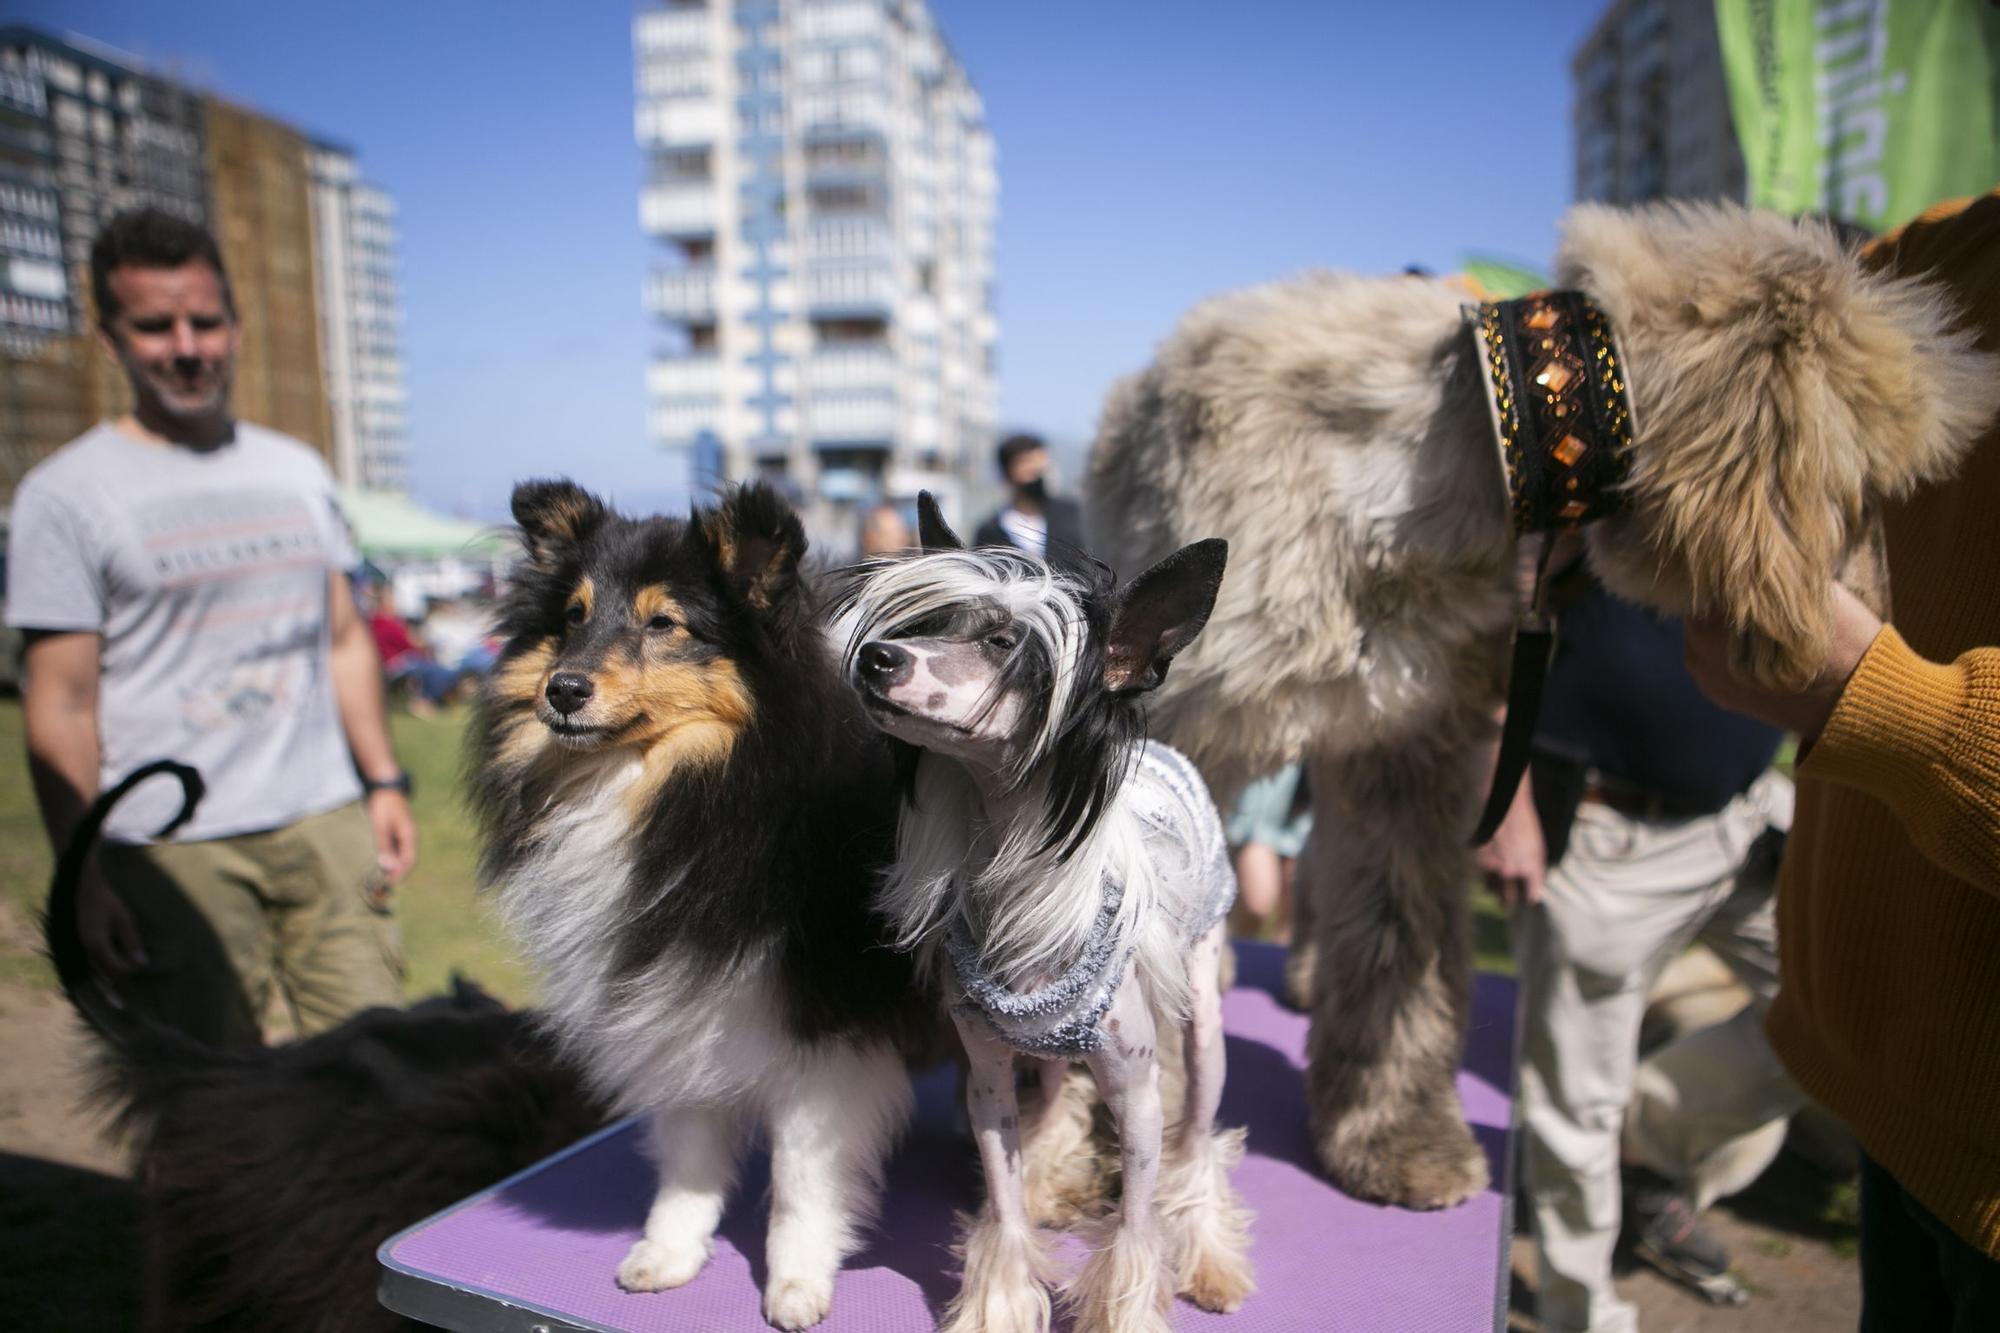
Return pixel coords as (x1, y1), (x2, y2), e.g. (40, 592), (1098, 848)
(491, 759), (795, 1113)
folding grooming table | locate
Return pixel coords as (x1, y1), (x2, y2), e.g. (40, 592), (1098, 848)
(379, 943), (1518, 1331)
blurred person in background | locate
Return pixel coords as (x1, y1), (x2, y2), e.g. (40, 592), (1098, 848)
(363, 582), (466, 717)
(1686, 190), (2000, 1332)
(1487, 567), (1801, 1332)
(420, 592), (501, 677)
(1227, 763), (1310, 943)
(5, 209), (414, 1050)
(859, 501), (914, 558)
(974, 432), (1088, 557)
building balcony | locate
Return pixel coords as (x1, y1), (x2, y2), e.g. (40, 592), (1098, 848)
(647, 265), (717, 323)
(795, 87), (895, 141)
(648, 354), (724, 400)
(649, 392), (725, 446)
(633, 6), (711, 56)
(808, 389), (898, 445)
(805, 347), (896, 395)
(636, 97), (724, 148)
(805, 260), (896, 316)
(804, 217), (894, 263)
(641, 183), (717, 237)
(804, 155), (888, 194)
(793, 0), (885, 44)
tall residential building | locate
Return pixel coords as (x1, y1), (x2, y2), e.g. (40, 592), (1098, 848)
(1572, 0), (1746, 206)
(0, 25), (408, 504)
(0, 27), (208, 497)
(312, 144), (411, 493)
(204, 97), (333, 453)
(634, 0), (999, 543)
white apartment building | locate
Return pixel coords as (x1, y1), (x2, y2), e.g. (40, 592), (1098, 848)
(311, 143), (411, 493)
(634, 0), (999, 544)
(1573, 0), (1746, 207)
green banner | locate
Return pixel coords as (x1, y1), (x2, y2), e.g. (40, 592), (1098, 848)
(1715, 0), (2000, 232)
(1459, 256), (1550, 300)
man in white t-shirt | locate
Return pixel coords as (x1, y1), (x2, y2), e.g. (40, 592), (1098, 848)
(7, 209), (415, 1048)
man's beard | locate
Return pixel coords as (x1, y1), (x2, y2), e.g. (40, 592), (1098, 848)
(131, 358), (232, 426)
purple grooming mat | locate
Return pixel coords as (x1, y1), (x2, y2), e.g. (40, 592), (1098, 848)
(379, 943), (1518, 1331)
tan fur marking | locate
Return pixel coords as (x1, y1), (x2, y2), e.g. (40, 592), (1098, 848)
(495, 714), (551, 772)
(569, 577), (595, 623)
(544, 492), (598, 542)
(744, 544), (788, 609)
(632, 586), (685, 626)
(625, 720), (742, 817)
(574, 652), (754, 811)
(488, 639), (559, 773)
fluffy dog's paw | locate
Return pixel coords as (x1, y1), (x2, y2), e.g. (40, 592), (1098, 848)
(1316, 1113), (1489, 1211)
(616, 1236), (711, 1292)
(762, 1275), (834, 1330)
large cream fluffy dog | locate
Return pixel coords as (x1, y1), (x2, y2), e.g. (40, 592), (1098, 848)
(1087, 203), (2000, 1209)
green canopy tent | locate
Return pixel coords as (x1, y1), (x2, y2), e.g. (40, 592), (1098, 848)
(339, 489), (509, 563)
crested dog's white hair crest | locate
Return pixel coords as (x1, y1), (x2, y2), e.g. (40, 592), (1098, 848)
(839, 546), (1097, 783)
(836, 547), (1197, 1015)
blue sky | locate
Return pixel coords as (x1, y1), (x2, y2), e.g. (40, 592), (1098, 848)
(22, 0), (1606, 519)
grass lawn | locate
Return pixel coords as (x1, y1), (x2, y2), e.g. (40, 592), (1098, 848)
(0, 698), (537, 1007)
(2, 691), (1512, 1005)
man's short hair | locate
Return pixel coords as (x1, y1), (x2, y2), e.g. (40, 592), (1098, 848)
(995, 432), (1046, 478)
(90, 208), (235, 327)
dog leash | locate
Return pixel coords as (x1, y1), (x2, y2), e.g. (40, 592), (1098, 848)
(1463, 289), (1636, 846)
(1470, 543), (1556, 847)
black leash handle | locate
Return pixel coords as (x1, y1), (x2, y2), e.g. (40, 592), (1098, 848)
(1470, 625), (1556, 846)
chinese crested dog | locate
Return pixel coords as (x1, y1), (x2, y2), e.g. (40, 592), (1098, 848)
(839, 497), (1254, 1333)
(470, 481), (937, 1329)
(1088, 201), (2000, 1209)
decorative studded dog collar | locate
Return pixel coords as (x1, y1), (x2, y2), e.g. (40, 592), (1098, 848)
(1470, 290), (1637, 535)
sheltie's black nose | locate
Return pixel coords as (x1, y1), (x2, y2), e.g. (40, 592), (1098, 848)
(545, 671), (595, 715)
(858, 641), (912, 687)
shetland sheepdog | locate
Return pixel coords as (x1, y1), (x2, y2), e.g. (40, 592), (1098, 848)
(470, 481), (937, 1330)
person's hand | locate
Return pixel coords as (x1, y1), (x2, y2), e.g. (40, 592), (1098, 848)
(1477, 778), (1546, 908)
(367, 789), (418, 887)
(1685, 582), (1883, 741)
(78, 867), (149, 974)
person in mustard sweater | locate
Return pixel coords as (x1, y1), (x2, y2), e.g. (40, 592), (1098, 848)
(1685, 189), (2000, 1331)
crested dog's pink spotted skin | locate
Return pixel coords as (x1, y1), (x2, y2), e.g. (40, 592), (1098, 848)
(838, 499), (1254, 1333)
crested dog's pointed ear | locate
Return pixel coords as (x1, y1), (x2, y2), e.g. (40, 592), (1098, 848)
(916, 491), (965, 551)
(511, 479), (607, 563)
(1104, 539), (1228, 695)
(697, 482), (808, 611)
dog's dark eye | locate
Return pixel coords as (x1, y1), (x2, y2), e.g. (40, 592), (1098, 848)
(985, 631), (1019, 652)
(565, 603), (587, 626)
(647, 614), (675, 632)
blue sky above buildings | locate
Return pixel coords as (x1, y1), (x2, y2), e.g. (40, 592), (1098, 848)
(21, 0), (1605, 519)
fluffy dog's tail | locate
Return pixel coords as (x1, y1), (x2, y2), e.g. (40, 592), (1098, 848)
(41, 760), (221, 1109)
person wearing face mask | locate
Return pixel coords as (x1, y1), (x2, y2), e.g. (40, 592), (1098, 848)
(6, 209), (414, 1050)
(973, 432), (1089, 558)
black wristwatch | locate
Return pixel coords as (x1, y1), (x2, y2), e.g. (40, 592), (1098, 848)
(361, 770), (413, 797)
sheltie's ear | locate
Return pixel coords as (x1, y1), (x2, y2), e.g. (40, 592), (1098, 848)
(1104, 539), (1228, 695)
(697, 482), (807, 612)
(511, 479), (607, 564)
(916, 491), (965, 551)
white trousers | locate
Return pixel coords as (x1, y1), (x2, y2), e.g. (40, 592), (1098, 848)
(1517, 770), (1804, 1333)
